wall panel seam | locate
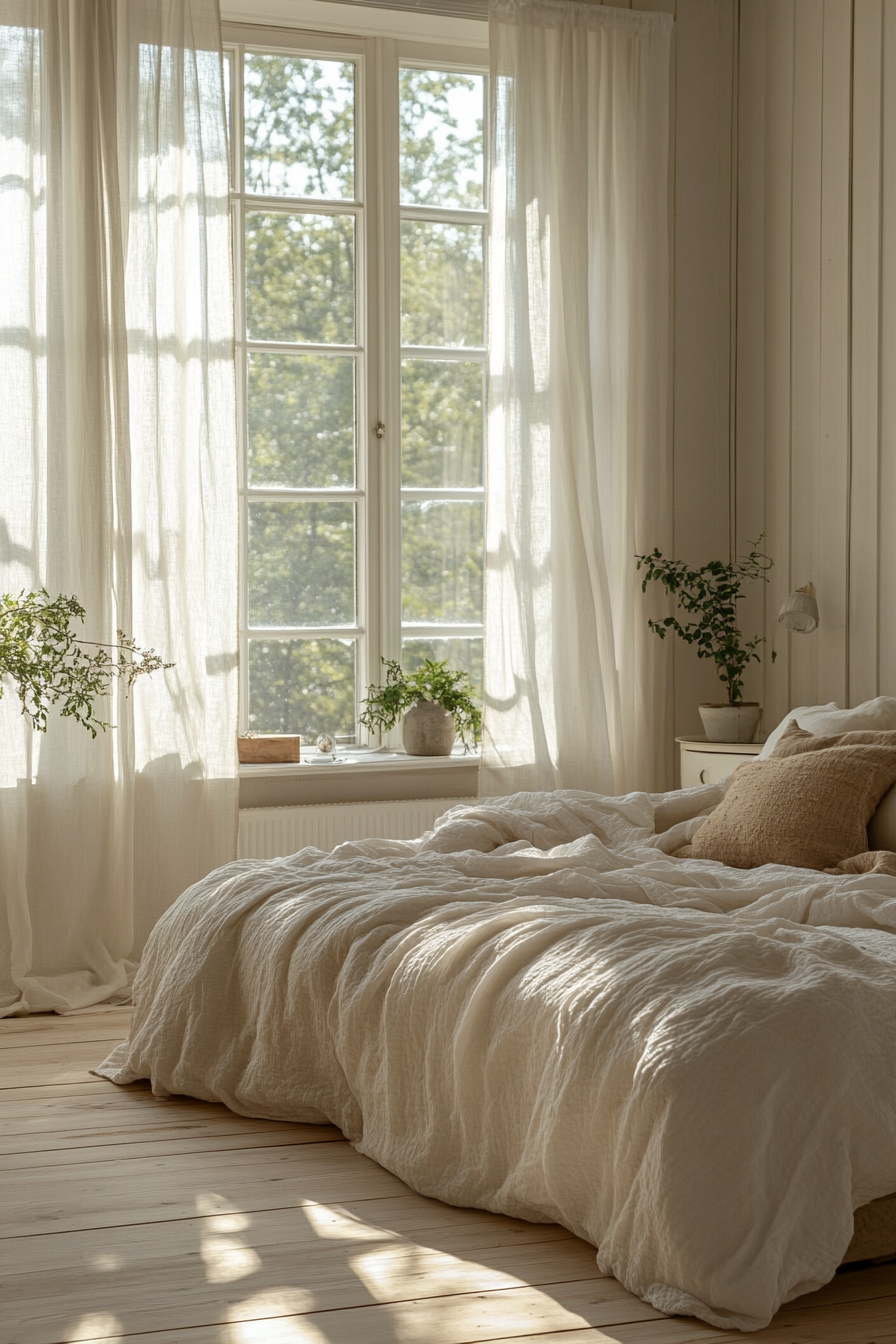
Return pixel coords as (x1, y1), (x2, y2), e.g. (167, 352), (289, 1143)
(844, 0), (854, 702)
(730, 0), (740, 563)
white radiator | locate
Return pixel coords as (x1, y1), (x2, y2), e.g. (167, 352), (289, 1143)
(238, 797), (472, 860)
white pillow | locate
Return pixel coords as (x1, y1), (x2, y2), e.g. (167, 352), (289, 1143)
(759, 702), (838, 758)
(759, 697), (896, 759)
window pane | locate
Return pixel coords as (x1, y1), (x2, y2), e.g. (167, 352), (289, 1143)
(401, 221), (483, 348)
(400, 68), (483, 209)
(245, 54), (355, 200)
(402, 637), (482, 701)
(249, 638), (356, 738)
(402, 359), (483, 488)
(246, 211), (355, 344)
(249, 501), (355, 626)
(402, 501), (483, 623)
(249, 352), (355, 488)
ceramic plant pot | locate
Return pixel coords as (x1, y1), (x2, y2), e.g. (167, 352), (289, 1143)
(698, 702), (762, 744)
(402, 699), (456, 756)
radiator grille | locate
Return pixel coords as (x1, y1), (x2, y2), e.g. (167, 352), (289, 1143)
(237, 797), (472, 860)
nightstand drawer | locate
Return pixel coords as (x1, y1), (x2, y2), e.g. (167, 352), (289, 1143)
(679, 751), (742, 788)
(677, 736), (763, 789)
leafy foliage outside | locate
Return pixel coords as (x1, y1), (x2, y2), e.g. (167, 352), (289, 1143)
(401, 501), (483, 624)
(244, 55), (355, 199)
(241, 57), (486, 739)
(402, 636), (482, 694)
(248, 501), (356, 628)
(401, 359), (483, 488)
(248, 352), (355, 489)
(0, 591), (171, 736)
(359, 657), (481, 751)
(248, 639), (355, 739)
(400, 221), (484, 348)
(399, 67), (483, 208)
(635, 540), (774, 705)
(246, 211), (356, 345)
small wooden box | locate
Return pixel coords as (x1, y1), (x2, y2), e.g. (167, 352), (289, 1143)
(238, 735), (301, 764)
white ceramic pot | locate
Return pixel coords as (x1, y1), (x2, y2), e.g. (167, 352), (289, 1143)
(698, 702), (762, 744)
(402, 700), (456, 756)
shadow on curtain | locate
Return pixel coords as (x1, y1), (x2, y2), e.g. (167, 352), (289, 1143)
(482, 0), (674, 797)
(0, 0), (237, 1014)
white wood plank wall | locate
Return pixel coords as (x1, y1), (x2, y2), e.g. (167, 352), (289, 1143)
(611, 0), (895, 743)
(736, 0), (893, 728)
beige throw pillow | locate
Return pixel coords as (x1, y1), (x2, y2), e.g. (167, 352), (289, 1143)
(675, 722), (896, 871)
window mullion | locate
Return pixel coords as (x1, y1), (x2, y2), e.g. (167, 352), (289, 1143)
(247, 340), (363, 357)
(373, 36), (403, 741)
(243, 193), (361, 215)
(399, 203), (488, 226)
(230, 43), (250, 734)
(398, 344), (485, 360)
(249, 627), (364, 640)
(248, 489), (364, 503)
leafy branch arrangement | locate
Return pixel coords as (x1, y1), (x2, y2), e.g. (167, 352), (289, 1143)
(0, 590), (173, 736)
(359, 658), (482, 752)
(635, 539), (774, 704)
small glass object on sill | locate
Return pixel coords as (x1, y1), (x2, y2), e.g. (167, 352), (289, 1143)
(315, 732), (337, 761)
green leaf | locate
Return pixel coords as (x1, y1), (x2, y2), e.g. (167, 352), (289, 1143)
(633, 536), (773, 703)
(0, 590), (173, 734)
(359, 656), (481, 750)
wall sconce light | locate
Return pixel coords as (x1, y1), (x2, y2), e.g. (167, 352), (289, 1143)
(778, 583), (819, 634)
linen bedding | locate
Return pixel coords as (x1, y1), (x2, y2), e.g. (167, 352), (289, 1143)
(96, 783), (896, 1332)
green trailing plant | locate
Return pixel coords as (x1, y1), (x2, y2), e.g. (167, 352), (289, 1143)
(0, 590), (173, 737)
(359, 657), (482, 752)
(635, 539), (774, 704)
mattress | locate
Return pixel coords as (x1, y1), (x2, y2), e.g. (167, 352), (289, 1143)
(845, 1191), (896, 1262)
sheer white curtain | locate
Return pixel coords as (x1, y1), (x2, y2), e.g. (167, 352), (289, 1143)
(482, 0), (674, 797)
(0, 0), (237, 1015)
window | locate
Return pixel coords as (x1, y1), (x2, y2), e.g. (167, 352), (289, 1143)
(227, 26), (487, 745)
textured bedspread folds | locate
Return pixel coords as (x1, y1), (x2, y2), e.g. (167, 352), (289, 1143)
(96, 785), (896, 1332)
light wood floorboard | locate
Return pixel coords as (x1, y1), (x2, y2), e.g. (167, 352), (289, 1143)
(1, 1007), (893, 1344)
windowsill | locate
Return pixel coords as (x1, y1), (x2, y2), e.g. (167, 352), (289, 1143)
(239, 746), (480, 779)
(238, 746), (480, 808)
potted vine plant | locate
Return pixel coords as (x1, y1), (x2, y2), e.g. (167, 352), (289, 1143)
(635, 539), (774, 743)
(0, 589), (171, 736)
(359, 658), (481, 756)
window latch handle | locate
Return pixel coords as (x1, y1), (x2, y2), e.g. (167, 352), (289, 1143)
(374, 422), (386, 440)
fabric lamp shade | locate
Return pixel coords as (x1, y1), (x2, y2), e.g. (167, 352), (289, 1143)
(778, 585), (819, 634)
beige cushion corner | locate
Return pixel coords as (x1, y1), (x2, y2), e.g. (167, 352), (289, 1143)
(677, 722), (896, 871)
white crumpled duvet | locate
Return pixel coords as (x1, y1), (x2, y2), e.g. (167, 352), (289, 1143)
(97, 783), (896, 1331)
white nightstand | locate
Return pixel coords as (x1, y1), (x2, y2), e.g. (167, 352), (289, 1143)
(676, 736), (764, 788)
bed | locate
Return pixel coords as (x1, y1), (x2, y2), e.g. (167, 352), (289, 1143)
(97, 766), (896, 1333)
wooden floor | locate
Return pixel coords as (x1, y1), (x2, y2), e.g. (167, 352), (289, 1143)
(1, 1009), (893, 1344)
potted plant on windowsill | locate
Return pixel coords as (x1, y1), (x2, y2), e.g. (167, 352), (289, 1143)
(359, 658), (481, 756)
(0, 589), (172, 735)
(635, 540), (774, 743)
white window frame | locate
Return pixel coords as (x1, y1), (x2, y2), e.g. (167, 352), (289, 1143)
(225, 17), (488, 748)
